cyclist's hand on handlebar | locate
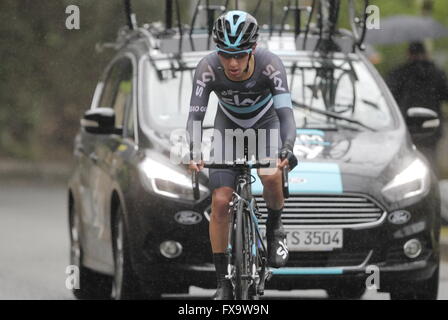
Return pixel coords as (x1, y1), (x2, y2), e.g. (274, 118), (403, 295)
(278, 157), (289, 170)
(279, 147), (298, 171)
(189, 160), (204, 173)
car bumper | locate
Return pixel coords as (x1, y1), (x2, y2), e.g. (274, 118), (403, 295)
(127, 184), (440, 292)
(134, 250), (438, 292)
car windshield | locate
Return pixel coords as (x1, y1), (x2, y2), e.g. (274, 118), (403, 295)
(141, 54), (219, 134)
(284, 56), (395, 130)
(141, 53), (395, 135)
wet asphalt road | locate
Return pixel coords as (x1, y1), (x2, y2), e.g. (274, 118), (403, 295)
(0, 180), (446, 300)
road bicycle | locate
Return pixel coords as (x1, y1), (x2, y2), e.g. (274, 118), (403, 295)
(192, 156), (289, 300)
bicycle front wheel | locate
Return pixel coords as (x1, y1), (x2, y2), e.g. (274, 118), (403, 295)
(233, 200), (251, 300)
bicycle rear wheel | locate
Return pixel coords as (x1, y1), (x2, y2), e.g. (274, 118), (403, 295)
(233, 200), (251, 300)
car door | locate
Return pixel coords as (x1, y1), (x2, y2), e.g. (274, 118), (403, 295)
(76, 80), (104, 232)
(113, 60), (139, 196)
(78, 57), (131, 267)
(88, 57), (134, 265)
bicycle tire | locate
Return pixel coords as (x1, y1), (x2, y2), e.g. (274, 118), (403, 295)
(233, 200), (250, 300)
(248, 209), (261, 300)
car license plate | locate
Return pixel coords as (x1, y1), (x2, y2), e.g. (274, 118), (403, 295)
(259, 227), (343, 251)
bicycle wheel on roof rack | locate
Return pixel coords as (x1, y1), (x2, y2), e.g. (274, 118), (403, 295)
(348, 0), (369, 48)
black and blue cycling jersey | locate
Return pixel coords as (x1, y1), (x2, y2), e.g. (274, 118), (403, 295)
(186, 47), (296, 158)
(186, 47), (297, 191)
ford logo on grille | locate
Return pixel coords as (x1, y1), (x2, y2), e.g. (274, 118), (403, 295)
(174, 211), (203, 225)
(388, 210), (411, 225)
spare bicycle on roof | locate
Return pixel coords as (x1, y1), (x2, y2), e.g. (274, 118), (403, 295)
(103, 0), (369, 56)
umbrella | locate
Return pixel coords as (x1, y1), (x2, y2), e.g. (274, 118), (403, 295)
(365, 15), (448, 45)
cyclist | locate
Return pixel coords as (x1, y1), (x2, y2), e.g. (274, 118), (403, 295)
(186, 10), (298, 300)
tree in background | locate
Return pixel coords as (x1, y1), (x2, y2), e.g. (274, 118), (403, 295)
(0, 0), (166, 160)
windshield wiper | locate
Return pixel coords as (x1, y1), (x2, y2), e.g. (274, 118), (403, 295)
(292, 99), (376, 132)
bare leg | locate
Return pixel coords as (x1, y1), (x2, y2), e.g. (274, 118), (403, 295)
(209, 187), (234, 253)
(258, 167), (284, 210)
(210, 186), (235, 300)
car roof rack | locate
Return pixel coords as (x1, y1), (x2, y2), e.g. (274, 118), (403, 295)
(93, 1), (365, 119)
(96, 0), (368, 67)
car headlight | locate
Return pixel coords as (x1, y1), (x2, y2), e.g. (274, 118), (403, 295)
(139, 158), (208, 200)
(381, 158), (430, 202)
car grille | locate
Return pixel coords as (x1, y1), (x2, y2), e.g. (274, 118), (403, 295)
(254, 194), (386, 228)
(288, 251), (370, 268)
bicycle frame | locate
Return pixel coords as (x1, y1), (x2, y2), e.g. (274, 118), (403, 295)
(224, 167), (271, 299)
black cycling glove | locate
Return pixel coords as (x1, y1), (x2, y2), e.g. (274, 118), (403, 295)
(279, 146), (298, 171)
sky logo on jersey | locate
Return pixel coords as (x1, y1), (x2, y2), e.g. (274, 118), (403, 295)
(262, 64), (286, 92)
(219, 94), (272, 114)
(220, 94), (262, 107)
(195, 65), (215, 97)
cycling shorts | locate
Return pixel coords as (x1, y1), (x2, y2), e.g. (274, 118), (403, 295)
(208, 106), (282, 192)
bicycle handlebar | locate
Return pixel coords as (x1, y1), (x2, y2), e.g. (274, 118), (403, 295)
(191, 160), (290, 200)
(203, 161), (272, 169)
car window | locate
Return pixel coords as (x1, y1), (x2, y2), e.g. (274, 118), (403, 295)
(124, 96), (135, 140)
(142, 59), (218, 133)
(98, 58), (133, 130)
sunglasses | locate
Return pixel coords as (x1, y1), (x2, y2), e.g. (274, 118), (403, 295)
(216, 48), (252, 60)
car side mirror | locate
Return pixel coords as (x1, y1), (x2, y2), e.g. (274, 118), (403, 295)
(406, 107), (440, 136)
(81, 107), (123, 135)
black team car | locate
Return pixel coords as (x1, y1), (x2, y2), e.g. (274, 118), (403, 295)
(68, 1), (441, 299)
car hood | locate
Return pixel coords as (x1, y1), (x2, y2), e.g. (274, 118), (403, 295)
(151, 125), (418, 207)
(250, 128), (417, 204)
